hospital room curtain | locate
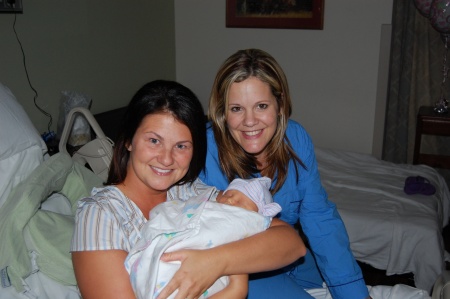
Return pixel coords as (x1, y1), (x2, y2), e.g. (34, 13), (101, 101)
(382, 0), (449, 169)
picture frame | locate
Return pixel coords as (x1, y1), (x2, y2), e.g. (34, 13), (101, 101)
(226, 0), (324, 30)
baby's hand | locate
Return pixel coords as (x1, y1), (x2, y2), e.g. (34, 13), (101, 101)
(217, 190), (258, 212)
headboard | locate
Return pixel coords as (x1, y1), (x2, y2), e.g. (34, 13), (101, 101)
(93, 106), (127, 143)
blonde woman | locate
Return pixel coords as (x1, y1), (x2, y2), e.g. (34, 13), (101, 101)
(200, 49), (371, 299)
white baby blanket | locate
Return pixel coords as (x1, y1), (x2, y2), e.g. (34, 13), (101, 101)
(125, 189), (272, 299)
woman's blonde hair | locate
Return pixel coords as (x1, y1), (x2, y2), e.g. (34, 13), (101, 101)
(208, 49), (304, 193)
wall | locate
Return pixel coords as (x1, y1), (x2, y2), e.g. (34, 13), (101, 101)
(174, 0), (393, 155)
(0, 0), (175, 135)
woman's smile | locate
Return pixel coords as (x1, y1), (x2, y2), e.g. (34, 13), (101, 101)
(150, 166), (172, 175)
(242, 129), (263, 137)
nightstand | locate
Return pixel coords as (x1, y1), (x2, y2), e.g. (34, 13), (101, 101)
(413, 106), (450, 169)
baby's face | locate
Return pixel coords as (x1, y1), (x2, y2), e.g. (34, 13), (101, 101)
(218, 189), (258, 212)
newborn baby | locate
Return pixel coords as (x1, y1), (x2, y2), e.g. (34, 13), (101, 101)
(125, 177), (281, 299)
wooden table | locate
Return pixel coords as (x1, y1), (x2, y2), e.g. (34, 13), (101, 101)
(413, 106), (450, 169)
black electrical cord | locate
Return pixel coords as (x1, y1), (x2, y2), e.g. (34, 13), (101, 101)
(12, 13), (53, 133)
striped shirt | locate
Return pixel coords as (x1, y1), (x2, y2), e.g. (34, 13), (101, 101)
(71, 178), (217, 252)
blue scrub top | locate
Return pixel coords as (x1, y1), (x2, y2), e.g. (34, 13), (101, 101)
(199, 120), (369, 299)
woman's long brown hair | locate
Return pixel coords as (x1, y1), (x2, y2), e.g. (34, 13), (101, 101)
(208, 49), (305, 194)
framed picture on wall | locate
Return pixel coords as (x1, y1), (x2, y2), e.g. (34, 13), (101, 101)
(226, 0), (324, 30)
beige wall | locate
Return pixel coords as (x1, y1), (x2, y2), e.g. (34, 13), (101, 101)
(0, 0), (175, 134)
(1, 1), (393, 155)
(174, 0), (393, 155)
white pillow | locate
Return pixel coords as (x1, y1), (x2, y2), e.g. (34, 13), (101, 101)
(0, 83), (48, 209)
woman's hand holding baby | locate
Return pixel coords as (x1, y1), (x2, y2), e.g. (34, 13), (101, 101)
(157, 248), (247, 299)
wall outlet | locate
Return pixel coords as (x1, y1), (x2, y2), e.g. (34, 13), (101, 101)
(0, 0), (23, 13)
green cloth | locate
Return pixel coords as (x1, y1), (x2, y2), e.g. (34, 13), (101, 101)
(0, 153), (102, 292)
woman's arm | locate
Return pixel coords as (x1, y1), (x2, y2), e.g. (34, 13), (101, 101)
(72, 250), (136, 299)
(209, 275), (248, 299)
(156, 219), (305, 299)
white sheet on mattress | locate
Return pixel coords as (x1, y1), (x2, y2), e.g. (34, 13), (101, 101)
(307, 283), (430, 299)
(315, 147), (450, 292)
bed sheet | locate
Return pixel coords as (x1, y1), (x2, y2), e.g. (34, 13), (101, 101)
(0, 252), (80, 299)
(315, 147), (450, 292)
(306, 283), (430, 299)
(0, 153), (102, 298)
